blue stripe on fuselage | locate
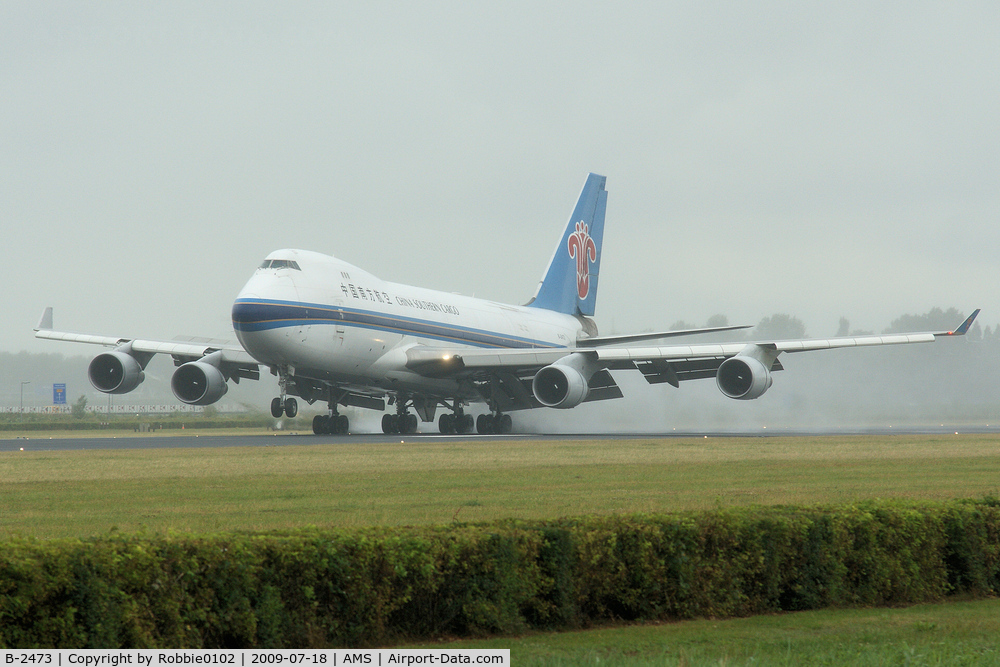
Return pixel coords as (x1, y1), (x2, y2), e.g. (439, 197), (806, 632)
(231, 298), (560, 349)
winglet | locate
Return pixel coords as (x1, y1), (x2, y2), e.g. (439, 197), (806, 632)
(35, 307), (53, 332)
(940, 309), (980, 336)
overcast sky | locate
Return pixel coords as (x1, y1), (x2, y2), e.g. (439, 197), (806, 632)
(3, 2), (997, 355)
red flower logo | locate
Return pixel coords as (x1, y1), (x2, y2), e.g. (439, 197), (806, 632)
(567, 221), (597, 300)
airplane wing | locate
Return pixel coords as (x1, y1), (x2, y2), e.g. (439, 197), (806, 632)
(405, 309), (980, 402)
(34, 307), (260, 381)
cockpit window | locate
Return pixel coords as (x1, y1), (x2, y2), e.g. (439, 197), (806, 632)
(258, 259), (301, 270)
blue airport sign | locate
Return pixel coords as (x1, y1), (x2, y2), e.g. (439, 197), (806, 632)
(53, 383), (67, 405)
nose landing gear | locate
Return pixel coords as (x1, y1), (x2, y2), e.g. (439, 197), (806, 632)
(270, 368), (298, 418)
(271, 396), (298, 418)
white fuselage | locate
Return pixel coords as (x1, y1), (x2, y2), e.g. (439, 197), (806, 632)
(232, 249), (584, 399)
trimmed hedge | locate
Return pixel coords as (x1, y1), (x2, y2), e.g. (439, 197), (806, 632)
(1, 498), (998, 648)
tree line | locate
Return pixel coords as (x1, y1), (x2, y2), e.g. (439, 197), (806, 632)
(670, 307), (990, 342)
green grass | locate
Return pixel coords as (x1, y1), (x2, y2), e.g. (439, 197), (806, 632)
(2, 434), (999, 538)
(412, 597), (1000, 665)
(2, 433), (1000, 659)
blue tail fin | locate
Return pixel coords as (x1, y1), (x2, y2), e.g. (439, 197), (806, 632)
(528, 173), (607, 316)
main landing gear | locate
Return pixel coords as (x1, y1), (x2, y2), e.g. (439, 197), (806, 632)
(438, 410), (474, 434)
(314, 412), (349, 435)
(476, 412), (513, 434)
(383, 394), (419, 434)
(382, 412), (418, 434)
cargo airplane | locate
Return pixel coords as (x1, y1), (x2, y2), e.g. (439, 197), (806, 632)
(35, 174), (979, 434)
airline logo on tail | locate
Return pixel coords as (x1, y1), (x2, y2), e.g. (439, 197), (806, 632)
(568, 221), (597, 299)
(529, 173), (607, 317)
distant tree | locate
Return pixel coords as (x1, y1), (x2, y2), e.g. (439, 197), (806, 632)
(883, 307), (963, 334)
(669, 320), (697, 331)
(753, 314), (806, 340)
(71, 394), (88, 419)
(968, 321), (982, 342)
(836, 317), (850, 337)
(706, 314), (729, 328)
(203, 405), (218, 419)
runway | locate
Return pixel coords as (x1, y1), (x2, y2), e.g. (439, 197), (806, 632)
(3, 424), (998, 452)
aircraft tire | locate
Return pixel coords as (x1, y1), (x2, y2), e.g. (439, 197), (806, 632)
(271, 397), (283, 419)
(405, 414), (418, 433)
(438, 413), (455, 434)
(499, 414), (513, 434)
(455, 413), (473, 434)
(476, 414), (490, 433)
(284, 397), (298, 418)
(382, 414), (396, 434)
(336, 415), (349, 434)
(312, 415), (328, 434)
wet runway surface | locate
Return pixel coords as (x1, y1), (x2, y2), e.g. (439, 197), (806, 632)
(3, 425), (998, 452)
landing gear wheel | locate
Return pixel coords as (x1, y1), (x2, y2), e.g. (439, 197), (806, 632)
(477, 413), (512, 434)
(454, 413), (473, 434)
(271, 397), (283, 419)
(405, 414), (418, 434)
(438, 413), (455, 434)
(382, 414), (396, 434)
(283, 397), (298, 418)
(312, 415), (329, 434)
(336, 415), (350, 434)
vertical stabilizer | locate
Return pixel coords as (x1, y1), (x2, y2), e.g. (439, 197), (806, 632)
(528, 173), (607, 316)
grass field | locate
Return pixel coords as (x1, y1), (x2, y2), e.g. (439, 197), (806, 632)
(2, 432), (999, 660)
(413, 597), (1000, 665)
(1, 433), (998, 539)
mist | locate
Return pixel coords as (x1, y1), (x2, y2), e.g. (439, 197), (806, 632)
(6, 307), (996, 433)
(2, 3), (998, 355)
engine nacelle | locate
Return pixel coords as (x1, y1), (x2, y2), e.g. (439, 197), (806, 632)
(89, 351), (145, 394)
(716, 356), (773, 400)
(171, 361), (229, 406)
(532, 363), (590, 409)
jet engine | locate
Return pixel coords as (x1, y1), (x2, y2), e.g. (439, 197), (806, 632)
(716, 355), (773, 400)
(532, 353), (598, 409)
(171, 359), (229, 406)
(88, 351), (145, 394)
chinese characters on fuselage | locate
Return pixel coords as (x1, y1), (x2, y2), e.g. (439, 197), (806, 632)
(340, 283), (460, 316)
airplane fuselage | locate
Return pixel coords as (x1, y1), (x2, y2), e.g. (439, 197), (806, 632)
(231, 249), (585, 400)
(35, 174), (977, 436)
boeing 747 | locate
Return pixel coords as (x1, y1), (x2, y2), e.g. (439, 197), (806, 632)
(35, 174), (979, 434)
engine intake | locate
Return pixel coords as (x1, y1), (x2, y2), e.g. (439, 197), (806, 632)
(89, 351), (145, 394)
(171, 360), (229, 406)
(532, 354), (596, 409)
(716, 356), (773, 400)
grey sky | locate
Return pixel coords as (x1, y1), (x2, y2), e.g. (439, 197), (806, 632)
(3, 2), (997, 355)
